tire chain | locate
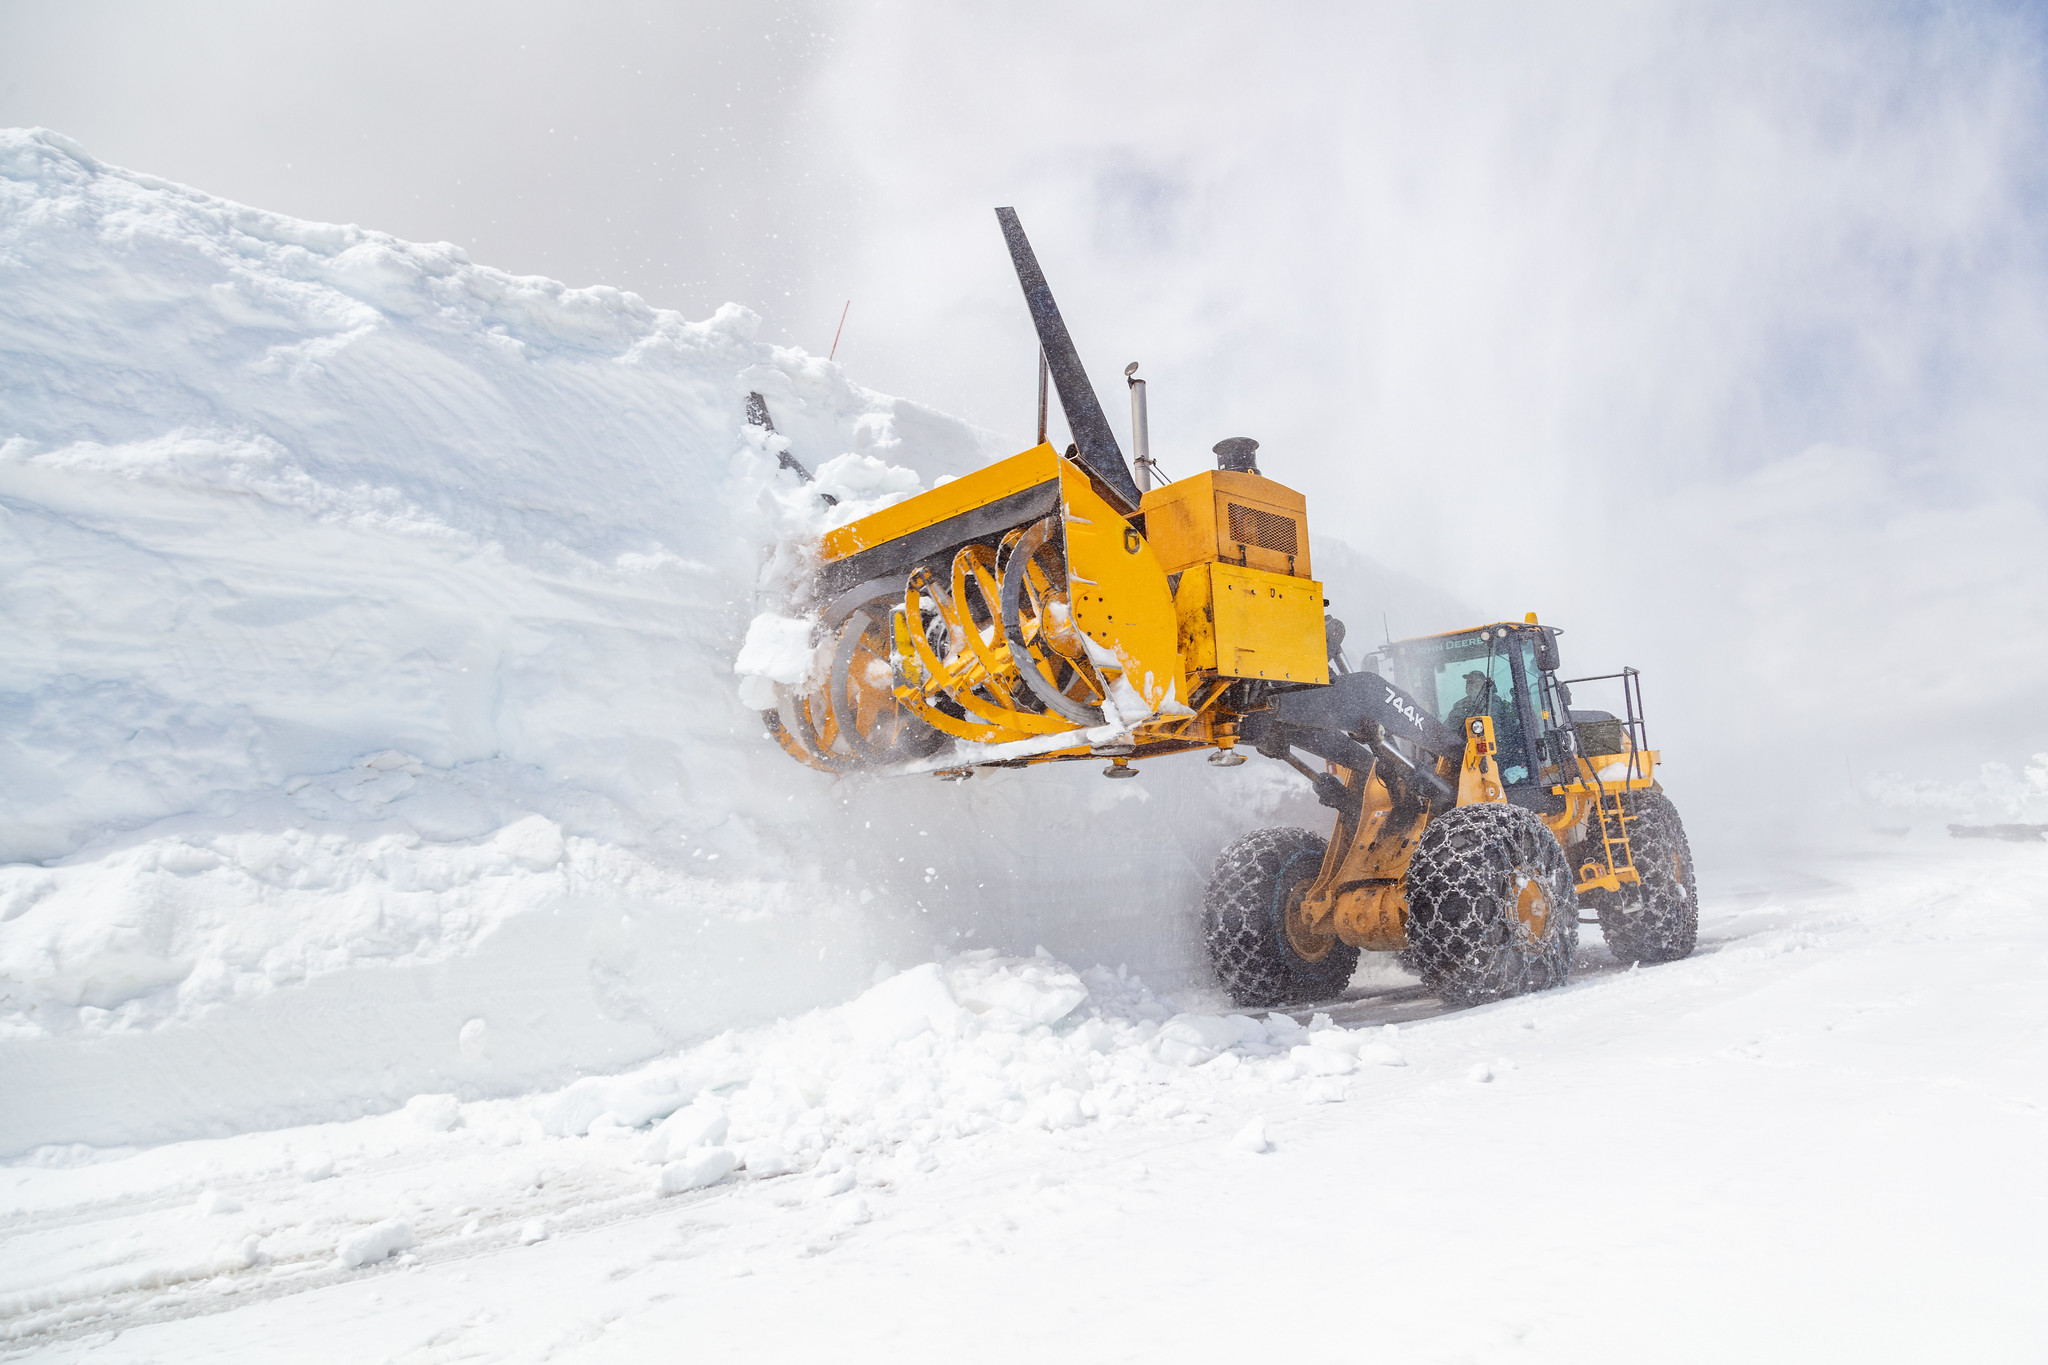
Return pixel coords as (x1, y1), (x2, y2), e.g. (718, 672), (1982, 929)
(1404, 803), (1579, 1007)
(1202, 827), (1359, 1009)
(1595, 790), (1699, 964)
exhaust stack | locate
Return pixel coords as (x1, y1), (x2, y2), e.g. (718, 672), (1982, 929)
(1213, 437), (1260, 474)
(1125, 361), (1154, 493)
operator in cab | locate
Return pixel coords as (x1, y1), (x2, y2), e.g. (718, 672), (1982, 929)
(1448, 670), (1524, 765)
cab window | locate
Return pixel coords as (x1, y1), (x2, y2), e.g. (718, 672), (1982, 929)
(1385, 628), (1535, 785)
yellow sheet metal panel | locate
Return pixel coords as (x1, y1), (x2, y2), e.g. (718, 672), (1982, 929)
(1138, 474), (1221, 576)
(1173, 563), (1218, 672)
(1060, 462), (1187, 712)
(819, 443), (1060, 564)
(1137, 470), (1312, 579)
(1208, 562), (1328, 683)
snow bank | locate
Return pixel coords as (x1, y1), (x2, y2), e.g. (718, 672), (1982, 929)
(0, 129), (1343, 1153)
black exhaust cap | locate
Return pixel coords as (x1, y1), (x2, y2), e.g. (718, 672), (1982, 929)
(1213, 437), (1260, 473)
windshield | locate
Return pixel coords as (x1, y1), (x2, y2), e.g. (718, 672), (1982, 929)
(1383, 627), (1537, 784)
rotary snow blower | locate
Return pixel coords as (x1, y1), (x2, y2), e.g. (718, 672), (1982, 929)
(755, 208), (1697, 1009)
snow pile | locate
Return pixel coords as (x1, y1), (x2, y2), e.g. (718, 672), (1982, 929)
(511, 950), (1408, 1180)
(0, 128), (1338, 1153)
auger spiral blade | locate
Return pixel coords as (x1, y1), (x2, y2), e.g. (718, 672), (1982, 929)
(769, 528), (1116, 774)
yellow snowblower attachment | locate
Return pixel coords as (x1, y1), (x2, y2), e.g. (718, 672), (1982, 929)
(765, 208), (1329, 777)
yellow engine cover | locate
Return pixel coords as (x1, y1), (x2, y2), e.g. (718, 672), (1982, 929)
(1176, 562), (1329, 684)
(1139, 469), (1312, 580)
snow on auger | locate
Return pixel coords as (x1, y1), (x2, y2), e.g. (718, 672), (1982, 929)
(756, 208), (1698, 1008)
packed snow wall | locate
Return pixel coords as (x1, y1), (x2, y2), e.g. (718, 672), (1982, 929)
(2, 129), (1470, 1153)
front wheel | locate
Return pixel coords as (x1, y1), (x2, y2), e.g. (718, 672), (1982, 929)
(1404, 803), (1579, 1007)
(1597, 790), (1698, 964)
(1203, 827), (1361, 1009)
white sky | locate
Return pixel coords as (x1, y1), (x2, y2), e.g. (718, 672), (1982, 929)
(6, 0), (2047, 837)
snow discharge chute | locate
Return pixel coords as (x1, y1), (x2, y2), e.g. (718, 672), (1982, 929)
(994, 206), (1144, 514)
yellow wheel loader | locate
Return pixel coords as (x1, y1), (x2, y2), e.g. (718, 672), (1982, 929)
(759, 208), (1697, 1009)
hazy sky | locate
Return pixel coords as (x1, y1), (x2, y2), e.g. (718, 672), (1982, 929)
(6, 0), (2048, 824)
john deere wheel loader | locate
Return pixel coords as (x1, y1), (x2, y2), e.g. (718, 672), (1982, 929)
(758, 208), (1698, 1009)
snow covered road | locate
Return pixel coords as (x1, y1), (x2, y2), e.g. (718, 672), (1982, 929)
(6, 841), (2043, 1363)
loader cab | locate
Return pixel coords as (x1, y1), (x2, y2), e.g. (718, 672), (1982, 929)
(1376, 620), (1570, 799)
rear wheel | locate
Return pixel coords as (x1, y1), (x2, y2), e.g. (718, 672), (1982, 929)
(1597, 790), (1698, 964)
(1203, 827), (1360, 1009)
(1403, 803), (1579, 1007)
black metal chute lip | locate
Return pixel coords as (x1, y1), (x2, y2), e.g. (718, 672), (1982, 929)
(994, 207), (1144, 515)
(809, 479), (1061, 607)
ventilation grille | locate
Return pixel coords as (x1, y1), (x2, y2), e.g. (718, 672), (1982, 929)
(1226, 503), (1299, 557)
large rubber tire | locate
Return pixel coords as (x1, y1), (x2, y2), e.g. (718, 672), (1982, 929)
(1203, 827), (1361, 1009)
(1404, 804), (1579, 1008)
(1597, 790), (1698, 964)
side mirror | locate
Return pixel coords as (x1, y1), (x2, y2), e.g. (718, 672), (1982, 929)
(1532, 628), (1559, 672)
(1556, 682), (1573, 709)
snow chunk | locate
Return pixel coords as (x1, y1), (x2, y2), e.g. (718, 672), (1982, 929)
(1232, 1118), (1274, 1154)
(642, 1103), (729, 1165)
(491, 815), (564, 870)
(1289, 1044), (1357, 1076)
(1155, 1013), (1266, 1066)
(734, 613), (818, 686)
(1040, 1088), (1088, 1130)
(945, 952), (1088, 1030)
(738, 1140), (794, 1177)
(335, 1218), (414, 1269)
(538, 1073), (689, 1138)
(811, 1167), (857, 1200)
(842, 963), (963, 1046)
(1263, 1012), (1308, 1044)
(404, 1093), (461, 1132)
(809, 451), (923, 515)
(655, 1146), (738, 1195)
